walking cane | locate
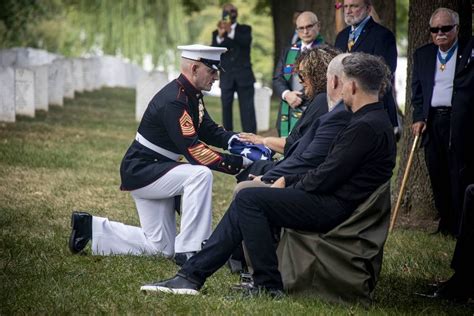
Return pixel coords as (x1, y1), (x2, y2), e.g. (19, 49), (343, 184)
(389, 134), (420, 232)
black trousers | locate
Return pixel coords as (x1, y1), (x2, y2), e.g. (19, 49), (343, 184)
(221, 82), (256, 133)
(424, 108), (457, 234)
(178, 187), (353, 290)
(451, 184), (474, 276)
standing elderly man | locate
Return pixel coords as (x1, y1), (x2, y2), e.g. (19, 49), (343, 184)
(69, 45), (249, 265)
(411, 8), (469, 236)
(140, 53), (396, 297)
(211, 3), (256, 133)
(334, 0), (398, 130)
(273, 11), (325, 137)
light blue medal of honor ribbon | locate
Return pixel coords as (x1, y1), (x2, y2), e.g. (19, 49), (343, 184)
(437, 42), (458, 71)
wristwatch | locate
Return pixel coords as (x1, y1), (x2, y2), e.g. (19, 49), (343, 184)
(335, 2), (343, 9)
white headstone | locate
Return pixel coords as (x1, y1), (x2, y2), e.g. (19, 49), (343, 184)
(0, 49), (17, 67)
(28, 65), (49, 111)
(91, 58), (103, 90)
(48, 60), (64, 106)
(254, 86), (272, 132)
(129, 64), (147, 88)
(21, 48), (60, 66)
(59, 59), (74, 99)
(14, 68), (35, 117)
(135, 71), (167, 122)
(0, 67), (15, 122)
(82, 58), (95, 92)
(71, 58), (84, 93)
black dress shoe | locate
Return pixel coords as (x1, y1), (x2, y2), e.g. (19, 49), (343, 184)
(174, 252), (196, 267)
(69, 211), (92, 254)
(418, 274), (474, 303)
(140, 275), (201, 295)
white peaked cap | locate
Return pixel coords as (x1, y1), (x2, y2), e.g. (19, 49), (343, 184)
(177, 44), (227, 62)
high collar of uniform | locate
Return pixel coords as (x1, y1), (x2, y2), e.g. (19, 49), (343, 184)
(177, 74), (203, 100)
(352, 101), (383, 117)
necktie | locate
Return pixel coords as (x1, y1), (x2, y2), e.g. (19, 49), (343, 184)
(347, 30), (355, 51)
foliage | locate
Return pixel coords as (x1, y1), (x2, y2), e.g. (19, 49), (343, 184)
(0, 0), (273, 83)
(0, 88), (471, 314)
(187, 0), (274, 85)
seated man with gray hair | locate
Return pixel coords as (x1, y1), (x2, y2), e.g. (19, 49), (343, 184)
(140, 52), (396, 298)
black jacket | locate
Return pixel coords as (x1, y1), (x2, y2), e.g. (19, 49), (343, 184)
(120, 74), (243, 191)
(262, 102), (352, 182)
(335, 17), (398, 127)
(285, 102), (396, 207)
(211, 24), (255, 88)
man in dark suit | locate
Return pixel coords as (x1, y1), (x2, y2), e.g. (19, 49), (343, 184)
(139, 53), (396, 298)
(411, 8), (469, 236)
(273, 11), (325, 137)
(211, 3), (256, 133)
(334, 0), (398, 129)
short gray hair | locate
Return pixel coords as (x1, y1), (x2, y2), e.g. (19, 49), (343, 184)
(341, 53), (391, 96)
(327, 53), (350, 78)
(429, 7), (459, 26)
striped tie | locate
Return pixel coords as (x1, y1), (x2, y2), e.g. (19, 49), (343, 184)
(347, 30), (355, 51)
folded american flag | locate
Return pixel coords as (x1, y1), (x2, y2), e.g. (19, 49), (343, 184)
(228, 137), (273, 161)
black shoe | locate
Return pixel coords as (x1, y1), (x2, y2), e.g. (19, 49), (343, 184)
(417, 274), (474, 303)
(174, 252), (196, 267)
(140, 275), (201, 295)
(69, 211), (92, 254)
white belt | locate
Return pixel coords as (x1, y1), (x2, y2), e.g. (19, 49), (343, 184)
(135, 132), (183, 161)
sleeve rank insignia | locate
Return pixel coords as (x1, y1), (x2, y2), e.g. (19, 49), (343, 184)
(179, 110), (196, 137)
(188, 143), (220, 165)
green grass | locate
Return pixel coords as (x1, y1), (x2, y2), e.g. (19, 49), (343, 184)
(1, 88), (472, 314)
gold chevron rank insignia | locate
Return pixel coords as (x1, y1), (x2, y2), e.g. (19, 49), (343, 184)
(188, 143), (220, 165)
(179, 111), (196, 137)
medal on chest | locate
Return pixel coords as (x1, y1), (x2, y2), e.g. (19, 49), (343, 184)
(198, 99), (204, 126)
(437, 42), (458, 72)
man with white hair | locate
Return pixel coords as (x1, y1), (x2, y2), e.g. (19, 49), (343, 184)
(411, 8), (469, 236)
(68, 45), (250, 265)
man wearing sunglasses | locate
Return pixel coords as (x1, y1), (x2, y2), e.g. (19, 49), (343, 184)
(69, 45), (251, 266)
(334, 0), (399, 132)
(411, 8), (470, 237)
(273, 11), (325, 137)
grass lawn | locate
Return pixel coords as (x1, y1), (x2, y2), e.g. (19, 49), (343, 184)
(0, 88), (471, 314)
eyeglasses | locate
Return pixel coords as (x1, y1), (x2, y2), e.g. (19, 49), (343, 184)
(296, 23), (316, 32)
(429, 25), (456, 34)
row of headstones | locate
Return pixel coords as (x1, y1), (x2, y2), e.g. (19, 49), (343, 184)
(0, 47), (147, 122)
(135, 71), (273, 132)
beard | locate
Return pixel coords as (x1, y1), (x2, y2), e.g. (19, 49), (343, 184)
(344, 13), (367, 26)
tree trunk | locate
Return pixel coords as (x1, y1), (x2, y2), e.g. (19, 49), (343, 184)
(394, 0), (472, 224)
(372, 0), (396, 35)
